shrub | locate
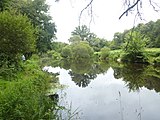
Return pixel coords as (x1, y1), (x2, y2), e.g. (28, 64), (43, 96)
(71, 41), (94, 59)
(100, 47), (110, 60)
(61, 45), (72, 58)
(0, 11), (36, 66)
(0, 55), (58, 119)
(121, 31), (148, 63)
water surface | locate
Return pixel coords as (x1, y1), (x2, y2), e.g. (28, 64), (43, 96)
(47, 61), (160, 120)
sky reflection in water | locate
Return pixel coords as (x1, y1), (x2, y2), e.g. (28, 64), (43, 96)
(48, 66), (160, 120)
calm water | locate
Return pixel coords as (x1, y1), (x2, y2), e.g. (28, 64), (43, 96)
(46, 60), (160, 120)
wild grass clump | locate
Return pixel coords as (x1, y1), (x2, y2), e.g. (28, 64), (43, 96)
(0, 55), (59, 120)
(109, 49), (122, 61)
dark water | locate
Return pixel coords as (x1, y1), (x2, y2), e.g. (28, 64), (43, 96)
(46, 60), (160, 120)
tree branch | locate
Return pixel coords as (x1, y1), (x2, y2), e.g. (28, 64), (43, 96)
(79, 0), (93, 26)
(119, 0), (141, 19)
(149, 0), (160, 12)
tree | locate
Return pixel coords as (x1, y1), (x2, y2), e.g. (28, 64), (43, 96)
(70, 25), (99, 50)
(68, 35), (81, 43)
(71, 41), (94, 59)
(71, 25), (92, 41)
(0, 11), (36, 66)
(51, 42), (67, 53)
(5, 0), (57, 53)
(61, 45), (72, 58)
(89, 37), (108, 52)
(100, 47), (110, 60)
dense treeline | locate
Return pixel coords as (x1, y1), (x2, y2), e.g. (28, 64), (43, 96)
(46, 21), (160, 64)
(110, 19), (160, 50)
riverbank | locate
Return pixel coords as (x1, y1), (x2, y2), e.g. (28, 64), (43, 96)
(107, 48), (160, 64)
(0, 55), (60, 119)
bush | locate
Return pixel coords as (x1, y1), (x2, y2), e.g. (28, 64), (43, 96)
(121, 51), (148, 63)
(100, 47), (110, 60)
(61, 45), (72, 58)
(71, 41), (94, 59)
(0, 56), (58, 119)
(121, 31), (148, 63)
(0, 10), (36, 66)
(109, 50), (122, 61)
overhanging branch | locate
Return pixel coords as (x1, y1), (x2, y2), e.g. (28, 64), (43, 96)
(119, 0), (141, 19)
(79, 0), (93, 25)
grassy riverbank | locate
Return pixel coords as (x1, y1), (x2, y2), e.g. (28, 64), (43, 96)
(0, 55), (60, 120)
(106, 48), (160, 64)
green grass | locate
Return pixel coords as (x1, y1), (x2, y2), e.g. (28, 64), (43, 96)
(109, 49), (123, 61)
(0, 55), (59, 120)
(106, 48), (160, 64)
(144, 48), (160, 57)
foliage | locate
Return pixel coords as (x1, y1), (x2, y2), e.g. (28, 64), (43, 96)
(100, 47), (110, 60)
(70, 25), (109, 52)
(90, 37), (108, 52)
(71, 41), (94, 59)
(46, 50), (61, 60)
(121, 31), (148, 63)
(110, 30), (129, 50)
(51, 42), (67, 53)
(71, 25), (95, 41)
(68, 35), (81, 43)
(109, 50), (122, 61)
(0, 55), (59, 119)
(4, 0), (57, 53)
(61, 45), (72, 58)
(0, 11), (36, 69)
(61, 41), (94, 59)
(40, 51), (62, 67)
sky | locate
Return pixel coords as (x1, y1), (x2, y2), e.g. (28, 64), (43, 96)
(46, 0), (160, 43)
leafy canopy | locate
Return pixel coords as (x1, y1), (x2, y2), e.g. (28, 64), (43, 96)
(0, 11), (36, 59)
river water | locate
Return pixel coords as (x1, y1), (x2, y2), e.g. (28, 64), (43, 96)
(46, 61), (160, 120)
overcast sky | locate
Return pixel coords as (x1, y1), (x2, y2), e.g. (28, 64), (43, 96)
(46, 0), (160, 43)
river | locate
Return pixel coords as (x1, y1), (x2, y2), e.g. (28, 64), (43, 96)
(45, 60), (160, 120)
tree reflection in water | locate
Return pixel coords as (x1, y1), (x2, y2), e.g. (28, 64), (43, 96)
(61, 58), (110, 88)
(112, 63), (160, 92)
(51, 57), (160, 91)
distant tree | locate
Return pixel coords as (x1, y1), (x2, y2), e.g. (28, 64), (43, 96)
(89, 38), (108, 52)
(71, 25), (96, 44)
(71, 25), (91, 41)
(61, 45), (72, 58)
(100, 47), (110, 60)
(68, 35), (81, 43)
(51, 42), (68, 53)
(71, 41), (94, 59)
(70, 25), (109, 52)
(110, 30), (129, 50)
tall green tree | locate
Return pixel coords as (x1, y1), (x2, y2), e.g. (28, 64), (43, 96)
(0, 11), (36, 66)
(5, 0), (57, 53)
